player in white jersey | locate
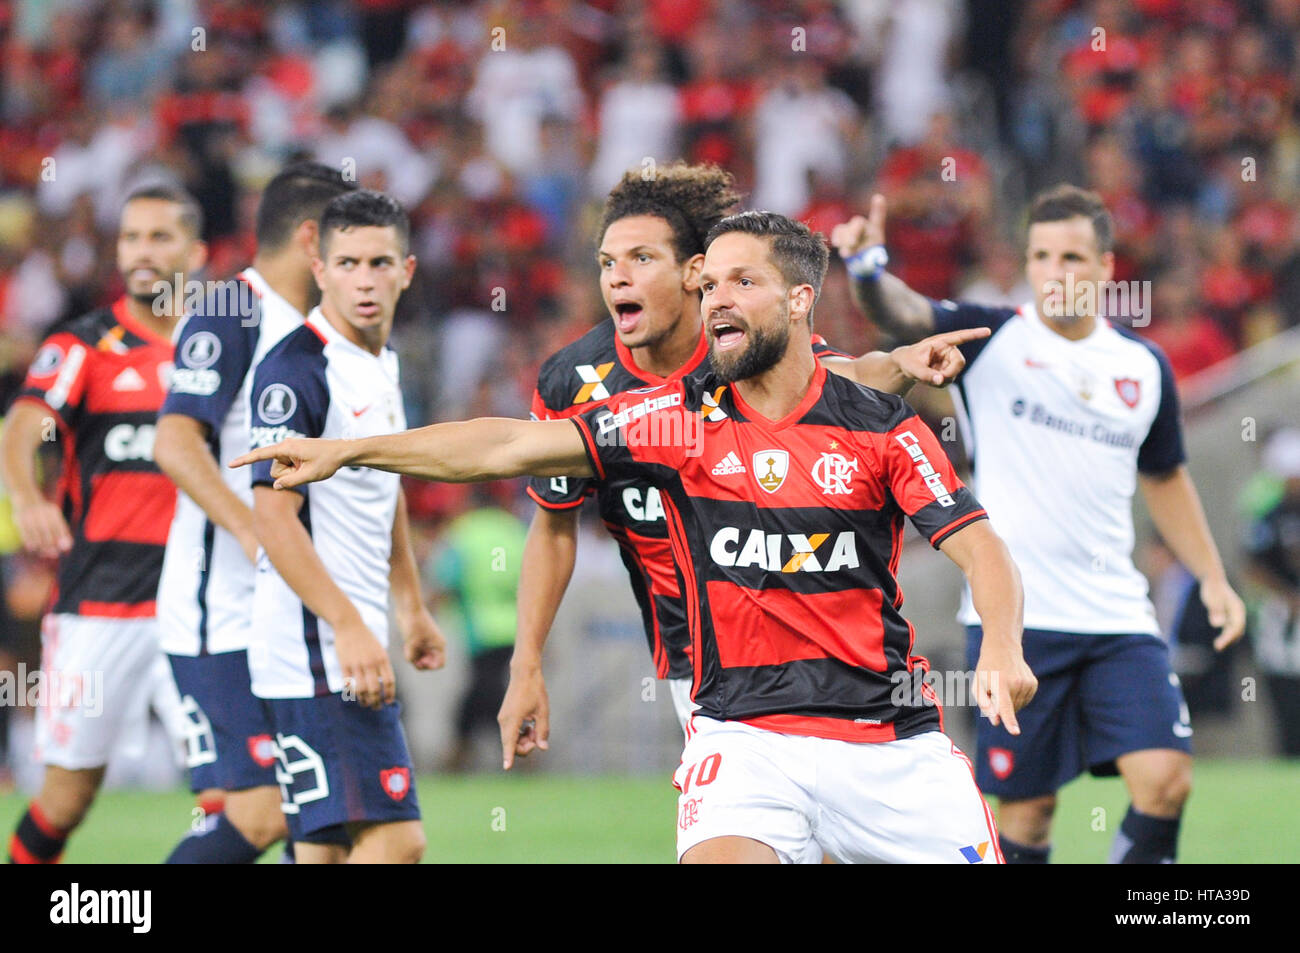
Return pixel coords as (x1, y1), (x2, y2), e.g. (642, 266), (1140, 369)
(832, 184), (1246, 863)
(247, 189), (444, 863)
(155, 163), (357, 863)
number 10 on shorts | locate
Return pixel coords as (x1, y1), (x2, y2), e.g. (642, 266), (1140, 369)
(678, 753), (721, 794)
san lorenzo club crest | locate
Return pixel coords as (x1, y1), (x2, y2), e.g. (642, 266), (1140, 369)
(1113, 377), (1141, 409)
(753, 450), (789, 494)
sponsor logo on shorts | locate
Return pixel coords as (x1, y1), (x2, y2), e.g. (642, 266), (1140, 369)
(959, 841), (991, 863)
(247, 734), (277, 768)
(988, 747), (1014, 780)
(381, 766), (411, 801)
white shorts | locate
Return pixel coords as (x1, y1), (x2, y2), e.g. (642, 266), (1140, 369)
(33, 613), (171, 771)
(667, 677), (697, 733)
(674, 717), (1004, 864)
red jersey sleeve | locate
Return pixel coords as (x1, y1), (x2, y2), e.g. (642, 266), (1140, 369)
(572, 382), (694, 483)
(15, 332), (92, 426)
(880, 414), (987, 548)
(526, 385), (592, 510)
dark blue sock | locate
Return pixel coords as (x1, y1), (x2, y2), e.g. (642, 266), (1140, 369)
(279, 839), (296, 864)
(999, 836), (1050, 864)
(1110, 807), (1180, 864)
(165, 813), (263, 864)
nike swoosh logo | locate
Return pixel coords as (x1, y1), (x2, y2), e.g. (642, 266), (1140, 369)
(352, 405), (371, 418)
(1024, 358), (1051, 369)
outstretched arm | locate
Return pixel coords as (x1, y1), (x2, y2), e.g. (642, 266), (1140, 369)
(1139, 465), (1246, 650)
(939, 519), (1036, 734)
(822, 327), (991, 393)
(830, 194), (937, 343)
(231, 418), (594, 489)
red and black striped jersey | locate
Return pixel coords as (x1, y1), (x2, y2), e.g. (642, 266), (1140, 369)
(528, 319), (849, 679)
(571, 360), (988, 743)
(13, 299), (177, 617)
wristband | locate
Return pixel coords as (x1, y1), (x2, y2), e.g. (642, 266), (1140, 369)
(843, 244), (889, 280)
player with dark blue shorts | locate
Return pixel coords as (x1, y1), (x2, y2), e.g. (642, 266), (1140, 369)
(246, 190), (444, 862)
(836, 185), (1246, 863)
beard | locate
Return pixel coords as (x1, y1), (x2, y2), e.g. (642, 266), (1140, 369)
(710, 312), (790, 383)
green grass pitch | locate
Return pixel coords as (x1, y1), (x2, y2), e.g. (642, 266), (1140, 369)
(1, 760), (1295, 862)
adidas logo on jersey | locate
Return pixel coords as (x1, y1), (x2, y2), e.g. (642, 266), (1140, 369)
(711, 451), (746, 475)
(111, 367), (146, 391)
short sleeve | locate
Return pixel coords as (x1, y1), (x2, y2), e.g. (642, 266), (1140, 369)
(14, 332), (92, 425)
(1136, 346), (1186, 475)
(161, 281), (259, 434)
(525, 385), (591, 510)
(810, 333), (852, 360)
(248, 335), (330, 497)
(880, 411), (988, 548)
(929, 299), (1018, 371)
(572, 382), (691, 485)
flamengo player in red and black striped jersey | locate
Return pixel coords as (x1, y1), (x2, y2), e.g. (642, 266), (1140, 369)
(234, 212), (1038, 864)
(2, 186), (207, 864)
(513, 162), (986, 765)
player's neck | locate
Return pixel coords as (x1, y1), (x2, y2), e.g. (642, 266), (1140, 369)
(320, 301), (387, 355)
(627, 305), (703, 379)
(1041, 311), (1098, 341)
(732, 338), (817, 423)
(252, 249), (316, 317)
(122, 296), (178, 341)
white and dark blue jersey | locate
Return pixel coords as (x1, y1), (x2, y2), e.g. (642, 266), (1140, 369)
(157, 268), (307, 657)
(247, 308), (405, 699)
(934, 300), (1185, 635)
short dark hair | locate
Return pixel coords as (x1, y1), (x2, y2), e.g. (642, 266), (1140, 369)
(600, 162), (742, 263)
(705, 211), (830, 300)
(318, 189), (410, 256)
(123, 184), (204, 238)
(1026, 183), (1114, 254)
(255, 161), (357, 250)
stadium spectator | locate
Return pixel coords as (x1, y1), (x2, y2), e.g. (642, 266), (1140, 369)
(428, 484), (527, 773)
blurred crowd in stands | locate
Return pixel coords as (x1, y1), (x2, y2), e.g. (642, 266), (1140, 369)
(2, 0), (1300, 776)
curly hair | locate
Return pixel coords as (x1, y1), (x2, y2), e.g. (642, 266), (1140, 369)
(599, 162), (743, 263)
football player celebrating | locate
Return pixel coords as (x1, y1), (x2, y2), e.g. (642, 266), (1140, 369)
(505, 162), (985, 768)
(234, 211), (1035, 864)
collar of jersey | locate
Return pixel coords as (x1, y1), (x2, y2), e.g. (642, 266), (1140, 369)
(728, 358), (828, 432)
(1021, 300), (1108, 346)
(305, 306), (389, 359)
(612, 322), (710, 385)
(239, 267), (305, 322)
(111, 296), (172, 348)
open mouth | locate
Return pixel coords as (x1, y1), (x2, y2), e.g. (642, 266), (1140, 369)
(613, 301), (643, 332)
(710, 318), (745, 350)
(357, 301), (379, 318)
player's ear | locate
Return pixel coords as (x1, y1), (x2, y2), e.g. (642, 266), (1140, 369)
(1101, 249), (1115, 284)
(681, 253), (705, 292)
(402, 254), (416, 290)
(789, 284), (814, 325)
(311, 253), (326, 291)
(187, 239), (209, 275)
(296, 218), (321, 260)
